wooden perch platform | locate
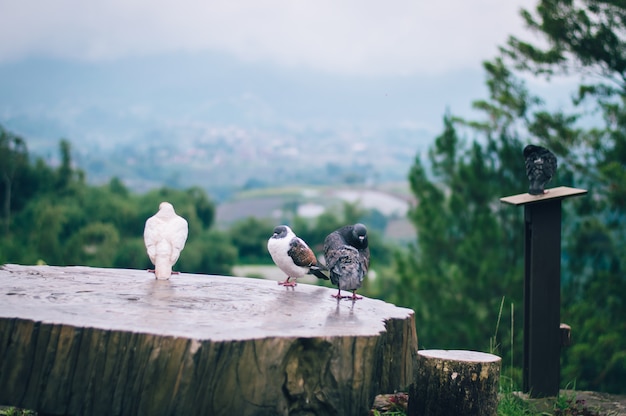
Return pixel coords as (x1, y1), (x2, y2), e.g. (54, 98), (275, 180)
(499, 186), (587, 206)
(0, 264), (417, 416)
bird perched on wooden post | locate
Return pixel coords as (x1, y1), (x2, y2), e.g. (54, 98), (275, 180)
(143, 202), (189, 280)
(323, 223), (370, 300)
(523, 144), (558, 195)
(267, 225), (329, 287)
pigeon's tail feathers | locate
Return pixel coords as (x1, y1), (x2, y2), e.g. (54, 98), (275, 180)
(154, 257), (173, 280)
(327, 246), (365, 290)
(309, 265), (330, 280)
(315, 261), (328, 271)
(528, 181), (545, 195)
(330, 259), (364, 291)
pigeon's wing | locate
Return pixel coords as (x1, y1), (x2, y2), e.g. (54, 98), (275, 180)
(167, 216), (189, 263)
(359, 247), (371, 274)
(287, 237), (316, 267)
(525, 147), (557, 180)
(525, 154), (540, 181)
(525, 147), (558, 193)
(323, 231), (345, 268)
(329, 245), (363, 290)
(288, 237), (329, 279)
(543, 149), (557, 180)
(143, 216), (162, 264)
(324, 229), (356, 285)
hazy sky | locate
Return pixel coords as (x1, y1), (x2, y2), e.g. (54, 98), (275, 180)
(0, 0), (537, 76)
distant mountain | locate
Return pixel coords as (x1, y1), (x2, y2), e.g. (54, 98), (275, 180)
(0, 52), (488, 198)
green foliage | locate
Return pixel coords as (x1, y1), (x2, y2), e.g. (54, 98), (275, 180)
(388, 64), (530, 359)
(178, 229), (238, 275)
(382, 0), (626, 395)
(65, 222), (121, 267)
(0, 126), (28, 235)
(0, 135), (237, 275)
(501, 0), (626, 394)
(0, 408), (37, 416)
(228, 217), (276, 264)
(497, 390), (534, 416)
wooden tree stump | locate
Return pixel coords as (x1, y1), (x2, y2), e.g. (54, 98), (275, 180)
(408, 349), (501, 416)
(0, 264), (417, 416)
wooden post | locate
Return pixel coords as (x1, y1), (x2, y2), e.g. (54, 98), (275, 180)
(408, 350), (501, 416)
(500, 186), (586, 398)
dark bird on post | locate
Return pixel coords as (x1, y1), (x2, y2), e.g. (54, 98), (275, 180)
(323, 223), (370, 300)
(267, 225), (329, 287)
(523, 144), (557, 195)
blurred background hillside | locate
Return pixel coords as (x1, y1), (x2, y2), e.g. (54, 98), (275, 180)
(1, 0), (625, 395)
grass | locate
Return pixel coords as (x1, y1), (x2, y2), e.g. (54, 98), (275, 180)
(0, 408), (36, 416)
(368, 388), (607, 416)
(370, 296), (609, 416)
(490, 297), (606, 416)
(1, 388), (611, 416)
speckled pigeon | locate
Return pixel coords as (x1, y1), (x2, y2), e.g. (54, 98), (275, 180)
(523, 144), (558, 195)
(323, 223), (370, 300)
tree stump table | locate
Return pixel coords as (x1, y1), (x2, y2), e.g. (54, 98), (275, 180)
(0, 264), (417, 416)
(408, 349), (501, 416)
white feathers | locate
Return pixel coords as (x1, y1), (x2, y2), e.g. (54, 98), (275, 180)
(144, 202), (188, 280)
(267, 225), (310, 280)
(267, 224), (328, 286)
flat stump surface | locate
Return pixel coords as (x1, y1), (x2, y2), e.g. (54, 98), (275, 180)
(0, 264), (412, 340)
(0, 264), (417, 416)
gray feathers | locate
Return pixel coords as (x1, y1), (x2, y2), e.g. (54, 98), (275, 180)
(523, 144), (557, 195)
(323, 223), (370, 299)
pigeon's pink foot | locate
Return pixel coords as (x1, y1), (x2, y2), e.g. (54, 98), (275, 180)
(332, 291), (351, 299)
(333, 291), (362, 300)
(278, 279), (297, 287)
(171, 271), (180, 275)
(147, 269), (155, 273)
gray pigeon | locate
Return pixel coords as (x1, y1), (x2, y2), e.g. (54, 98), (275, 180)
(523, 144), (557, 195)
(267, 225), (329, 286)
(323, 223), (370, 300)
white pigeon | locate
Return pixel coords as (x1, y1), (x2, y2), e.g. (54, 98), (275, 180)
(267, 225), (329, 286)
(143, 202), (189, 280)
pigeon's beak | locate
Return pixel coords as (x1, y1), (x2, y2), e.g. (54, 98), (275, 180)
(359, 236), (365, 242)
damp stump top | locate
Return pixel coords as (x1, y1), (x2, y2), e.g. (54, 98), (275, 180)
(0, 264), (417, 416)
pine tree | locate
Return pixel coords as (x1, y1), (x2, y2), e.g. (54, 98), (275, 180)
(502, 0), (626, 393)
(392, 59), (535, 362)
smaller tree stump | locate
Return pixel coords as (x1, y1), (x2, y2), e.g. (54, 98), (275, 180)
(408, 349), (501, 416)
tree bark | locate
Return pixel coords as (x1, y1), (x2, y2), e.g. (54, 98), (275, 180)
(0, 264), (417, 416)
(408, 349), (501, 416)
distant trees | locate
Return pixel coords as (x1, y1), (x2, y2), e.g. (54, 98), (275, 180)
(0, 127), (396, 280)
(502, 0), (626, 393)
(388, 0), (626, 393)
(389, 64), (531, 359)
(0, 127), (28, 235)
(0, 133), (237, 274)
